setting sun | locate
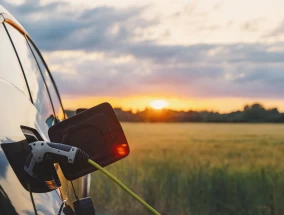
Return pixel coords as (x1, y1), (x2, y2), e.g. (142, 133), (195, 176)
(150, 100), (169, 110)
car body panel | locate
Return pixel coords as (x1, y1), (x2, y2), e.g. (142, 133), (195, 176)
(0, 80), (63, 214)
(0, 5), (89, 214)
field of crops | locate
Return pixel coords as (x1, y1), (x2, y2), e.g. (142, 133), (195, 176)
(90, 123), (284, 215)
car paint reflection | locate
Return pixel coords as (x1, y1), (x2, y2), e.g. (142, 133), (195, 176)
(0, 52), (84, 214)
(0, 151), (8, 178)
(0, 184), (19, 214)
(0, 147), (36, 214)
(1, 141), (64, 215)
(0, 81), (63, 214)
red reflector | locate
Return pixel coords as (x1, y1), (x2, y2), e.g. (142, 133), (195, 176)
(116, 146), (128, 156)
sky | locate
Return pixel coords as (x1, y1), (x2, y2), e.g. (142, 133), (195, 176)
(1, 0), (284, 112)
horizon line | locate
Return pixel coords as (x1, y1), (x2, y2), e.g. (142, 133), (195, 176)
(65, 102), (281, 114)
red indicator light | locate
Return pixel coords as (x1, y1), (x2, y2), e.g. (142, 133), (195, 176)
(115, 145), (128, 156)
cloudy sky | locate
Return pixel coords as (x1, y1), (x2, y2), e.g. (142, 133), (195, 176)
(1, 0), (284, 112)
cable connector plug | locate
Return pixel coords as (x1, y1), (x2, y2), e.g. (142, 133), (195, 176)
(74, 148), (90, 164)
(25, 141), (78, 178)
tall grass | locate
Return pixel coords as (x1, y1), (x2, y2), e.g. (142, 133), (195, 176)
(90, 123), (284, 215)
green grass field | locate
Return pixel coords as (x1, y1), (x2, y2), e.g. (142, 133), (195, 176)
(90, 123), (284, 215)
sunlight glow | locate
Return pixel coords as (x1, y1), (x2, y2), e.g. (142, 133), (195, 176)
(150, 100), (169, 110)
(62, 96), (284, 113)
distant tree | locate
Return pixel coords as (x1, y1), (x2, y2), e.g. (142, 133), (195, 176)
(244, 105), (250, 111)
(242, 103), (267, 122)
(269, 108), (279, 115)
(251, 103), (264, 109)
(66, 102), (284, 123)
(65, 110), (75, 118)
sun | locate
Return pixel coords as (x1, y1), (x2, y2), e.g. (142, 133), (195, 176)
(150, 100), (169, 110)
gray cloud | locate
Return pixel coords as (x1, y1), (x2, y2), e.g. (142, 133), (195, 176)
(265, 20), (284, 37)
(49, 50), (284, 100)
(1, 0), (284, 100)
(240, 17), (265, 32)
(1, 0), (157, 51)
(241, 21), (258, 32)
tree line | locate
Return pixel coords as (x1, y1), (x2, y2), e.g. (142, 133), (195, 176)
(65, 103), (284, 123)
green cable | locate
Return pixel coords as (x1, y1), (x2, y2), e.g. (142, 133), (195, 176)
(88, 159), (161, 215)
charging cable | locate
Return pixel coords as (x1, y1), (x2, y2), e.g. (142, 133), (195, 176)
(88, 159), (161, 215)
(24, 141), (161, 215)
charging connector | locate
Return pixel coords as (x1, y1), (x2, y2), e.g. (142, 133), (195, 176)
(24, 141), (160, 215)
(24, 141), (88, 179)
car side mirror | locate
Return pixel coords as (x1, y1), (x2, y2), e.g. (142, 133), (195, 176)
(48, 103), (130, 180)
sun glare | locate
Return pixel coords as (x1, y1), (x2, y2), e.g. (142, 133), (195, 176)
(150, 100), (169, 110)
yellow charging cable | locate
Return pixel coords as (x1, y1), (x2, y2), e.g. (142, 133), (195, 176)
(88, 159), (161, 215)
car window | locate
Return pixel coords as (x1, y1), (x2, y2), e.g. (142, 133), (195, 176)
(27, 40), (65, 122)
(0, 24), (29, 96)
(5, 24), (55, 127)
